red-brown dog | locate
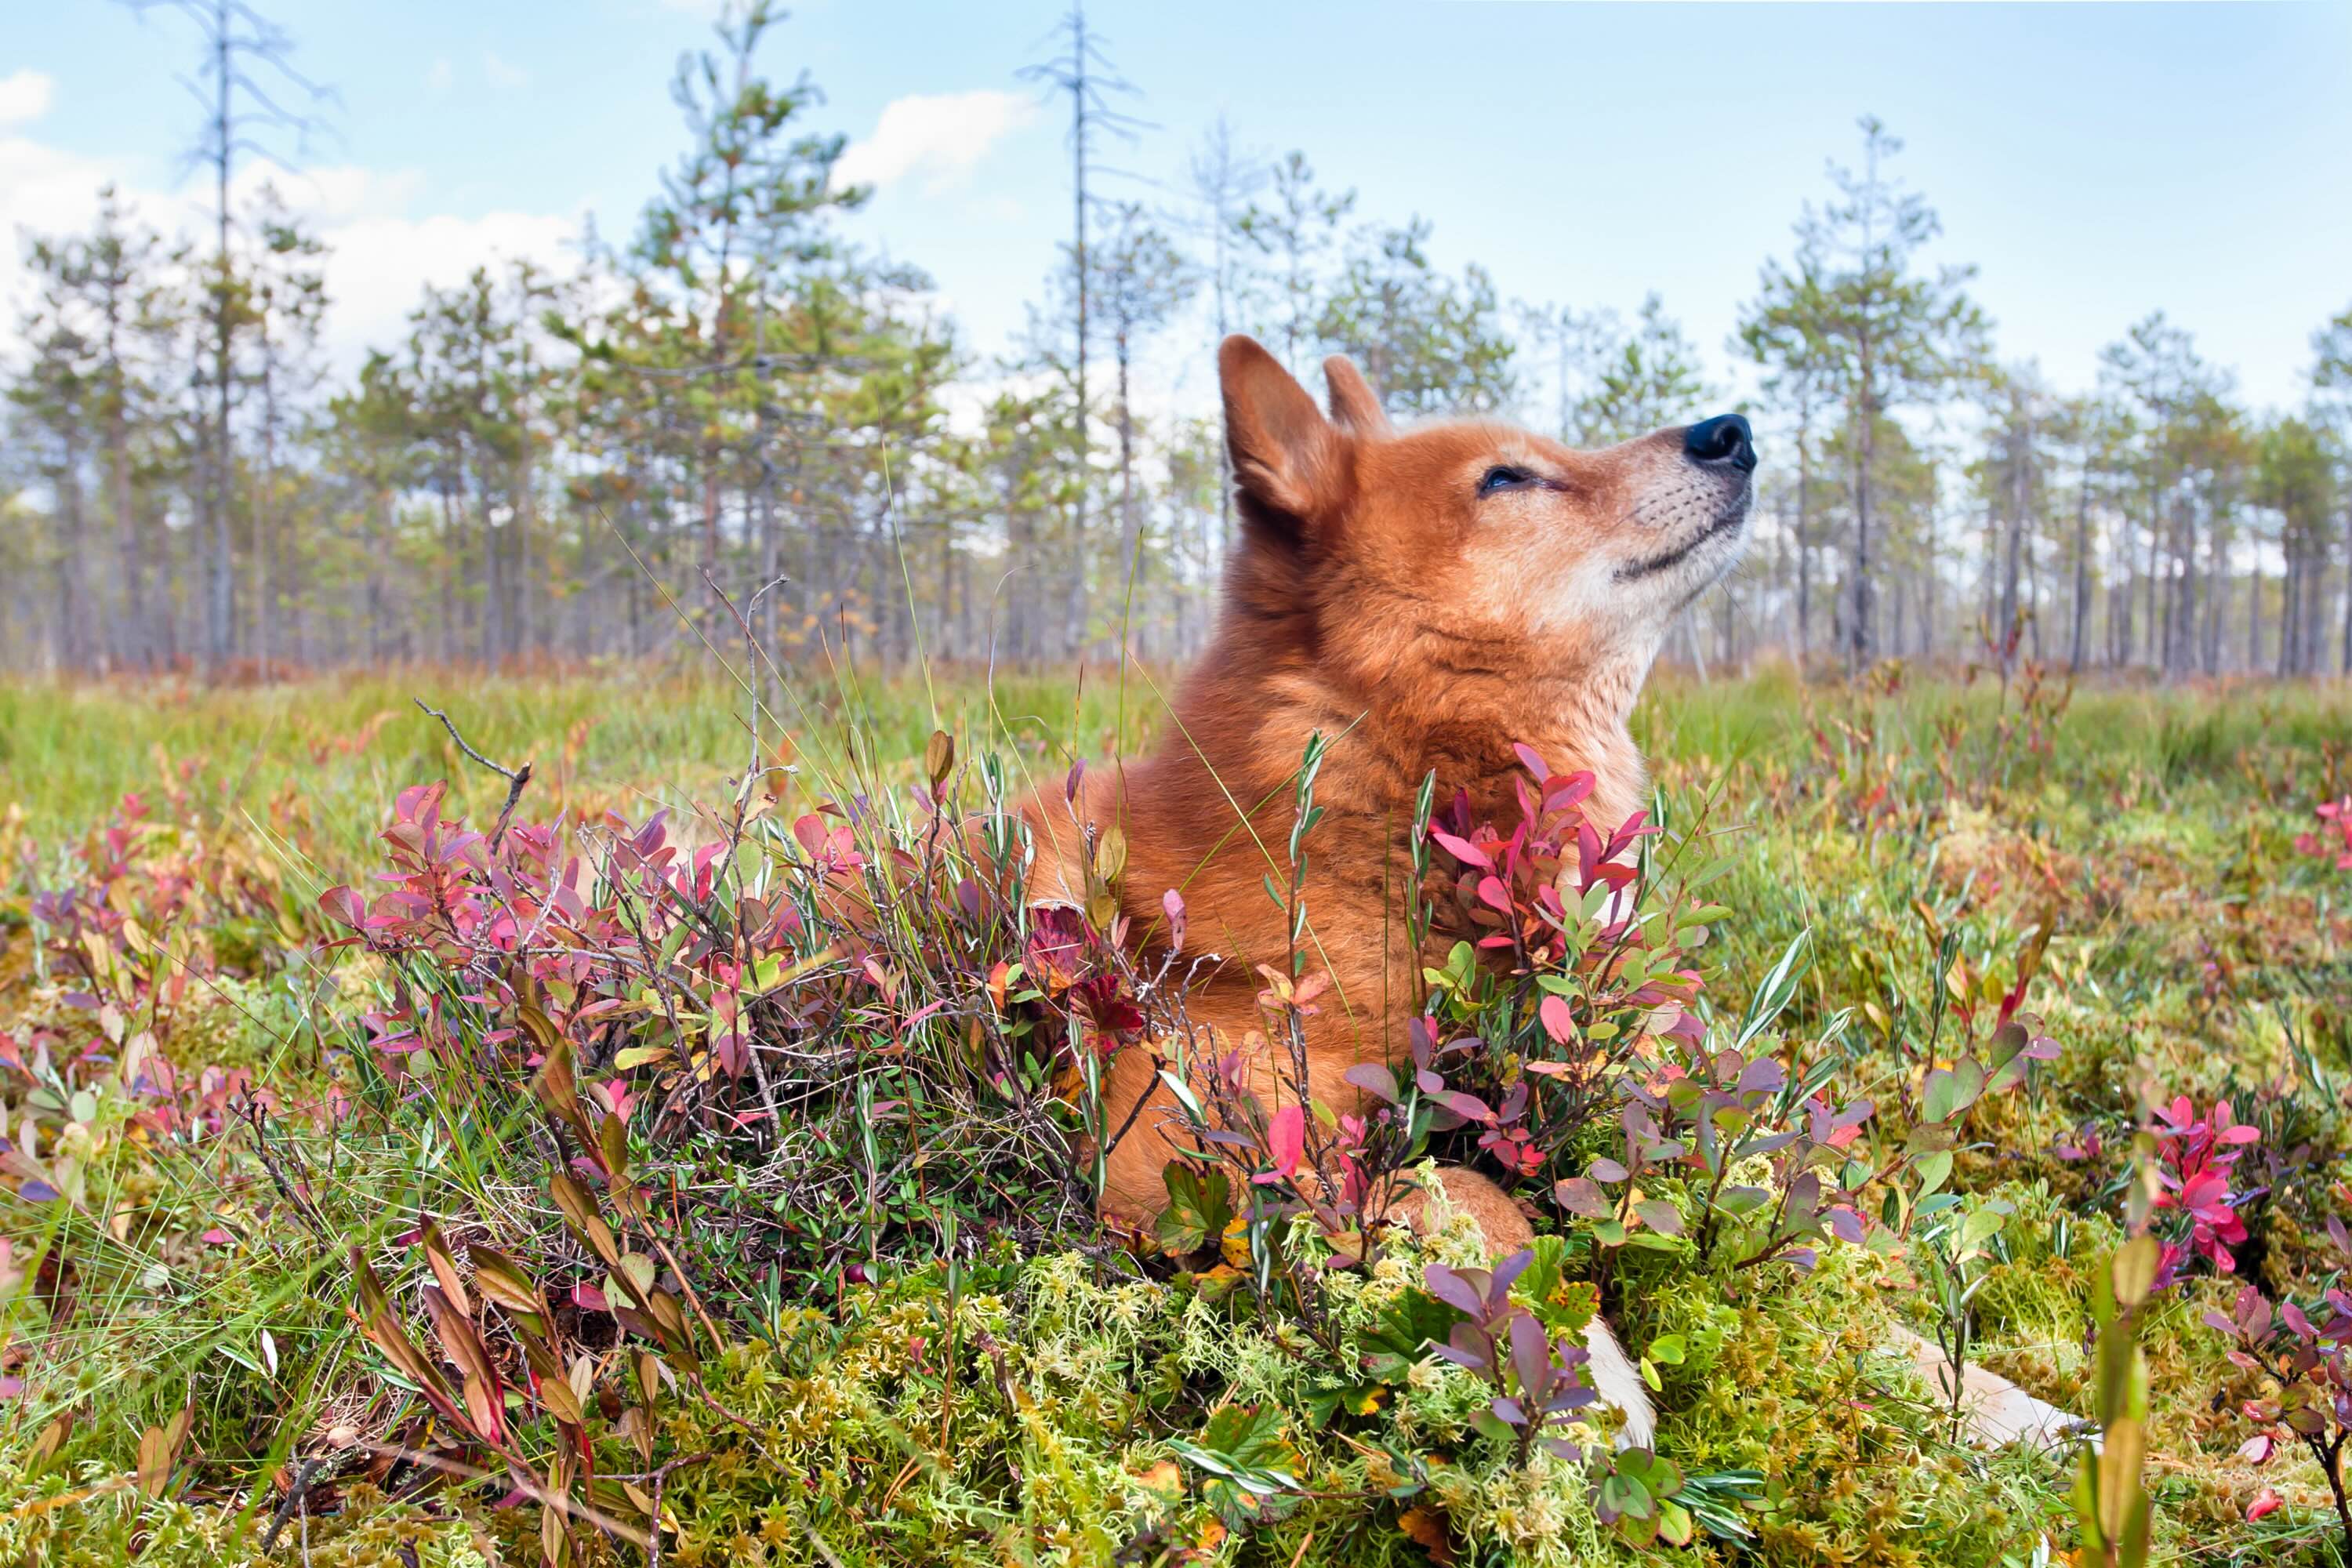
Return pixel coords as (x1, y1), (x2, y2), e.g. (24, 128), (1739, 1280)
(1022, 335), (1755, 1444)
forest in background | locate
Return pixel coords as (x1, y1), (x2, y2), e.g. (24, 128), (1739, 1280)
(5, 2), (2352, 683)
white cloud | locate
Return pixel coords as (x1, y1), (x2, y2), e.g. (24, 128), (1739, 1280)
(425, 57), (455, 98)
(483, 52), (528, 91)
(234, 162), (426, 222)
(1, 136), (579, 376)
(0, 133), (122, 249)
(834, 90), (1037, 194)
(0, 70), (56, 127)
(315, 209), (579, 363)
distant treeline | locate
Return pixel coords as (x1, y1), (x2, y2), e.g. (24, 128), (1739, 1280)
(5, 4), (2350, 681)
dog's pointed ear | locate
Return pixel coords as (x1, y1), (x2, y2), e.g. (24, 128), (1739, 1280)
(1220, 335), (1346, 526)
(1323, 354), (1392, 438)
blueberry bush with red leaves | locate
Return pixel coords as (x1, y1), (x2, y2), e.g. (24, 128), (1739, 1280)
(2207, 1216), (2352, 1560)
(2147, 1094), (2262, 1280)
(2298, 796), (2352, 873)
(310, 742), (1173, 1292)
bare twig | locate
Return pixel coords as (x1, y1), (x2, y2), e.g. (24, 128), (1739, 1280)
(643, 1450), (710, 1568)
(413, 699), (533, 851)
(341, 1439), (649, 1550)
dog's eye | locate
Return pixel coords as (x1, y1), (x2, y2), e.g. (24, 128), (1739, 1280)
(1478, 465), (1537, 495)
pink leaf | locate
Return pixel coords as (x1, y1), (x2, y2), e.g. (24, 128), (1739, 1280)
(1429, 829), (1493, 870)
(1254, 1105), (1306, 1185)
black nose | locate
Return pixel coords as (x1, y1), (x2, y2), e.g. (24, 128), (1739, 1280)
(1684, 413), (1756, 474)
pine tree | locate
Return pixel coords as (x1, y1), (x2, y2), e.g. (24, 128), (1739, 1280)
(1745, 116), (1985, 670)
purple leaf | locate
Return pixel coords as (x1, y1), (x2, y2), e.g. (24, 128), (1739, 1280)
(1508, 1312), (1551, 1397)
(1555, 1178), (1610, 1218)
(1439, 1090), (1496, 1124)
(1422, 1264), (1486, 1320)
(1446, 1322), (1496, 1372)
(1633, 1200), (1684, 1236)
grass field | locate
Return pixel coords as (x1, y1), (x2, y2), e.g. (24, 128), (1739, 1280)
(2, 661), (2349, 1566)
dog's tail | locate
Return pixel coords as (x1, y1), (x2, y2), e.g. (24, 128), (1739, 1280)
(1581, 1316), (1657, 1450)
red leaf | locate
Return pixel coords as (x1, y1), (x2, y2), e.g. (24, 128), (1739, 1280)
(1429, 829), (1493, 870)
(318, 886), (368, 930)
(1254, 1105), (1306, 1185)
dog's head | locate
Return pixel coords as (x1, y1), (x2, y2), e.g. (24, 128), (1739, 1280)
(1218, 335), (1752, 695)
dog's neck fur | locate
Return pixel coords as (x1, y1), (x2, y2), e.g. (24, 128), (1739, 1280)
(1141, 548), (1657, 866)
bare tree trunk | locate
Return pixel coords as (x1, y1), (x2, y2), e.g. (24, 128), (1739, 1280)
(2069, 463), (2091, 671)
(1850, 392), (1874, 672)
(2247, 554), (2263, 674)
(1115, 328), (1141, 643)
(252, 321), (278, 675)
(2340, 499), (2352, 674)
(206, 6), (236, 673)
(2288, 552), (2303, 674)
(55, 427), (89, 670)
(1794, 423), (1812, 659)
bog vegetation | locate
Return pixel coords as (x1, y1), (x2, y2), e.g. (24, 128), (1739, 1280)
(2, 662), (2350, 1566)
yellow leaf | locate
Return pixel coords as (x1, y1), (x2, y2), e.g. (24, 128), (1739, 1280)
(1133, 1460), (1182, 1498)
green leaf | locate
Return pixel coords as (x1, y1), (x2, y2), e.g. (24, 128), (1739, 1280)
(2111, 1235), (2160, 1310)
(1173, 1405), (1300, 1495)
(1734, 928), (1812, 1052)
(1922, 1058), (1986, 1124)
(1156, 1161), (1236, 1256)
(1362, 1290), (1461, 1383)
(1299, 1381), (1386, 1427)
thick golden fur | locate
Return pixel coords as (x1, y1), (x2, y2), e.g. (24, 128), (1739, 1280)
(1022, 336), (1752, 1229)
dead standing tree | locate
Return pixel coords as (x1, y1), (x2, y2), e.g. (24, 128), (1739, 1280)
(122, 0), (335, 673)
(1020, 2), (1146, 656)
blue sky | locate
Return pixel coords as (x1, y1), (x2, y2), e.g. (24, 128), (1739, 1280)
(6, 1), (2348, 417)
